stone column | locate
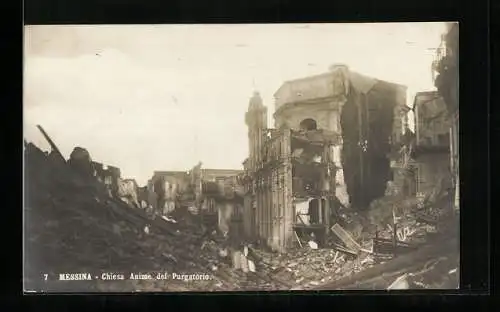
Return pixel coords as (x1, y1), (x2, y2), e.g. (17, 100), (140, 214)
(327, 105), (349, 208)
(333, 144), (350, 207)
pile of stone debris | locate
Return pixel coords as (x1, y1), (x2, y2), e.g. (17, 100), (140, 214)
(243, 188), (459, 290)
(23, 128), (458, 292)
(24, 141), (289, 292)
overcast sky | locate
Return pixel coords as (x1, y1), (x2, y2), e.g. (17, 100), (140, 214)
(24, 22), (448, 186)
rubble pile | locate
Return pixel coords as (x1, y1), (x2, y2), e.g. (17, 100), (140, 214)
(24, 142), (283, 292)
(248, 247), (366, 289)
(320, 229), (459, 290)
(363, 190), (455, 240)
(24, 136), (458, 292)
(244, 188), (458, 290)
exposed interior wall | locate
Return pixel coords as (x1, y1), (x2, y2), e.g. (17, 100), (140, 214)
(340, 82), (398, 210)
(389, 167), (411, 197)
(273, 99), (349, 214)
(415, 153), (452, 196)
(415, 95), (450, 147)
(295, 199), (311, 225)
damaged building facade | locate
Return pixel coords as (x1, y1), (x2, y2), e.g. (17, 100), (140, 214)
(242, 65), (408, 252)
(150, 171), (191, 215)
(413, 92), (453, 200)
(386, 91), (454, 206)
(149, 165), (244, 234)
(385, 104), (413, 197)
(92, 162), (121, 191)
(432, 22), (459, 211)
(190, 166), (244, 233)
(386, 24), (458, 210)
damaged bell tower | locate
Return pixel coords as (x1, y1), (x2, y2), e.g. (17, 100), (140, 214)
(245, 92), (268, 172)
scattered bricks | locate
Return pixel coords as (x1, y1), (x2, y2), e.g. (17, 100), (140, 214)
(24, 141), (253, 291)
(332, 243), (358, 258)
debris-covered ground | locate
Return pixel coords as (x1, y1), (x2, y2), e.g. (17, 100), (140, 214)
(24, 142), (286, 292)
(24, 139), (459, 292)
(245, 190), (459, 290)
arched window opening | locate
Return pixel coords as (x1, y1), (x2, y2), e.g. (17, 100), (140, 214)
(299, 118), (318, 131)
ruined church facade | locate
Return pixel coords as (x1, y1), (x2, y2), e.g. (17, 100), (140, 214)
(242, 65), (408, 252)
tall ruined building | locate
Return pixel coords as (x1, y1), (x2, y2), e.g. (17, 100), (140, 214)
(273, 65), (407, 210)
(433, 22), (459, 211)
(245, 91), (268, 172)
(434, 23), (458, 114)
(241, 66), (408, 252)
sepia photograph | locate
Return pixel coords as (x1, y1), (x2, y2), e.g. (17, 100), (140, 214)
(23, 22), (459, 292)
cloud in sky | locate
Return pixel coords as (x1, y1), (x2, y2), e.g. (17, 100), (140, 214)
(24, 22), (448, 185)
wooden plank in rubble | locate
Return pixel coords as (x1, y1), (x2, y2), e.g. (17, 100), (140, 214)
(36, 125), (65, 161)
(331, 223), (362, 254)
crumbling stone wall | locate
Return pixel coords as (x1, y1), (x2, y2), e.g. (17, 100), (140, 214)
(435, 23), (458, 114)
(434, 23), (459, 211)
(414, 153), (452, 198)
(117, 179), (140, 208)
(340, 81), (400, 210)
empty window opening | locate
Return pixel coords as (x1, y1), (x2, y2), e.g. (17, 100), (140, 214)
(299, 118), (318, 131)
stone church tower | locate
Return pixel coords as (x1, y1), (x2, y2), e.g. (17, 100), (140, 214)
(245, 91), (268, 173)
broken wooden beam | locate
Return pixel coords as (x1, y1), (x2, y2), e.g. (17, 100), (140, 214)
(294, 230), (303, 248)
(36, 125), (65, 161)
(331, 243), (358, 257)
(331, 223), (361, 254)
(297, 214), (307, 225)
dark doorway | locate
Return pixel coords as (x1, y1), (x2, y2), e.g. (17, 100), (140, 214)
(308, 199), (320, 224)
